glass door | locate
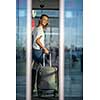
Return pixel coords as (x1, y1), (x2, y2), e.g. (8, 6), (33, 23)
(32, 0), (59, 99)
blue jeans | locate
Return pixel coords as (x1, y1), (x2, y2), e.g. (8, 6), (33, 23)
(32, 49), (49, 66)
(32, 49), (43, 64)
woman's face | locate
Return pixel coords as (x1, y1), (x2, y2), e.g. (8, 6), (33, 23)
(40, 16), (48, 27)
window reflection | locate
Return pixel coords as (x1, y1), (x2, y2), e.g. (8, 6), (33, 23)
(64, 0), (83, 99)
(16, 0), (27, 100)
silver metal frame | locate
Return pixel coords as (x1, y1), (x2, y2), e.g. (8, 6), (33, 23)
(26, 0), (64, 100)
(26, 0), (32, 100)
(59, 0), (64, 100)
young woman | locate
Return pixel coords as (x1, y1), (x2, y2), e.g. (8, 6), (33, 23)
(32, 14), (49, 64)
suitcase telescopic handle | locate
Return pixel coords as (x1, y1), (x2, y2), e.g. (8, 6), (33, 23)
(43, 52), (52, 67)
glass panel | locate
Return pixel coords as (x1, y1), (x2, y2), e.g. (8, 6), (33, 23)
(16, 0), (27, 100)
(64, 0), (83, 100)
(32, 9), (59, 99)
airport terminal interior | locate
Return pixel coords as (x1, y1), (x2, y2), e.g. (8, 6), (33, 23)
(16, 0), (83, 100)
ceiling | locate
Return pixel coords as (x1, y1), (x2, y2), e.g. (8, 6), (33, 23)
(32, 0), (59, 10)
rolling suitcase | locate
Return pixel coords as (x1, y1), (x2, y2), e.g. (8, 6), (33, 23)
(37, 53), (58, 97)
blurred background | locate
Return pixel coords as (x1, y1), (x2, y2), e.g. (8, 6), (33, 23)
(16, 0), (83, 100)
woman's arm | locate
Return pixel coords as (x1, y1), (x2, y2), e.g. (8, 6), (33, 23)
(36, 36), (49, 54)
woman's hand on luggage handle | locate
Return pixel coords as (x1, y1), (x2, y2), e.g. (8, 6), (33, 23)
(44, 48), (49, 54)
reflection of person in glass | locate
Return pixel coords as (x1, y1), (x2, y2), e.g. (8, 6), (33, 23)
(32, 14), (49, 64)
